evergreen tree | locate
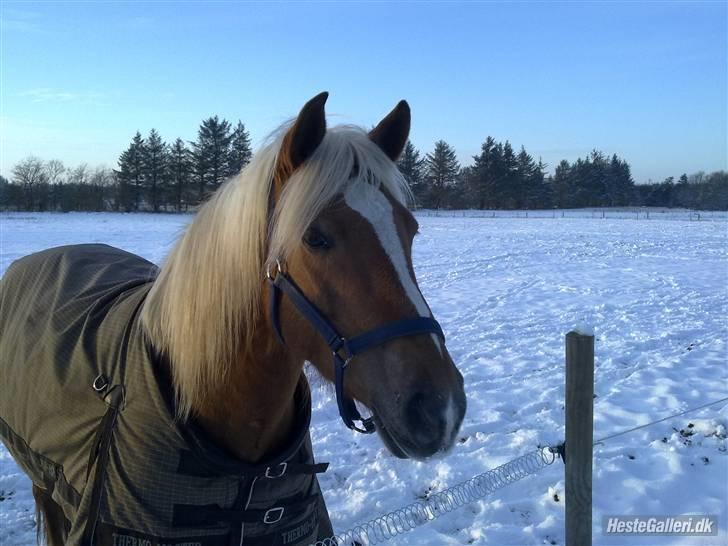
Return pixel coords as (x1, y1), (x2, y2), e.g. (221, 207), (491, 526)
(117, 132), (146, 211)
(470, 137), (549, 209)
(534, 158), (552, 208)
(143, 129), (168, 212)
(424, 140), (460, 209)
(229, 121), (253, 176)
(471, 137), (497, 208)
(169, 138), (192, 212)
(549, 151), (635, 209)
(500, 141), (519, 209)
(572, 156), (594, 207)
(191, 145), (208, 206)
(486, 141), (509, 208)
(605, 154), (634, 206)
(397, 140), (426, 206)
(551, 159), (573, 208)
(674, 173), (692, 208)
(448, 166), (473, 209)
(515, 146), (540, 208)
(192, 116), (233, 202)
(585, 150), (605, 206)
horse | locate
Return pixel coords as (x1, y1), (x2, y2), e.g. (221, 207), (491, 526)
(0, 92), (466, 546)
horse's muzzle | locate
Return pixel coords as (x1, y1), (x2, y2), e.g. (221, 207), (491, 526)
(375, 387), (466, 459)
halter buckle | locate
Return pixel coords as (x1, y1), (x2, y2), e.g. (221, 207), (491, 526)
(265, 259), (286, 281)
(332, 338), (353, 368)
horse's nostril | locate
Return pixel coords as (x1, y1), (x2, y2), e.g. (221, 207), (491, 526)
(405, 392), (445, 436)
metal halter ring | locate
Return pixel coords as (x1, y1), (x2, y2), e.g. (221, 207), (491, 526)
(265, 259), (286, 281)
(332, 339), (353, 369)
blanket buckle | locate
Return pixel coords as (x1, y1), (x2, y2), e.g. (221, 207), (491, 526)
(265, 462), (287, 478)
(263, 506), (284, 524)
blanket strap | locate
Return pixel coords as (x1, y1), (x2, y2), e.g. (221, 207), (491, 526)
(81, 379), (125, 546)
(172, 494), (319, 527)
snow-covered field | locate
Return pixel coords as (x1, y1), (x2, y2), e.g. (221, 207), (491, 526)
(1, 211), (726, 545)
(416, 208), (728, 221)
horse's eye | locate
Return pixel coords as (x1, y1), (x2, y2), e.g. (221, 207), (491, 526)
(303, 227), (331, 249)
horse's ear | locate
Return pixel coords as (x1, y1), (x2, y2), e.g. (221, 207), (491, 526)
(276, 92), (328, 185)
(369, 100), (411, 161)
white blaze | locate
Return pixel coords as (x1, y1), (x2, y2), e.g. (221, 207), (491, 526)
(443, 395), (457, 442)
(344, 183), (443, 354)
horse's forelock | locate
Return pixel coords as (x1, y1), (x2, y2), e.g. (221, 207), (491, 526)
(268, 126), (411, 264)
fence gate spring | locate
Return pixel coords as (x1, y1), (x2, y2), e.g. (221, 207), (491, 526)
(311, 447), (557, 546)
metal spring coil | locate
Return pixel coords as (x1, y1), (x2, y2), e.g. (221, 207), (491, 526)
(311, 447), (556, 546)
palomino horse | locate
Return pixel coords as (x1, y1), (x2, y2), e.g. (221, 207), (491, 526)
(0, 93), (466, 545)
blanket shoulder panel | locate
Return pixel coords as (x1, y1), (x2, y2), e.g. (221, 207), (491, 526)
(0, 244), (158, 500)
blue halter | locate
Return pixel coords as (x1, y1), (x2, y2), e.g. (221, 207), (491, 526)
(266, 261), (445, 434)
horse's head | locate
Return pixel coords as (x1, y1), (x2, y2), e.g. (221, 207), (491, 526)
(266, 93), (466, 459)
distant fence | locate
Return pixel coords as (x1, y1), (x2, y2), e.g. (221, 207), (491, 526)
(414, 208), (728, 222)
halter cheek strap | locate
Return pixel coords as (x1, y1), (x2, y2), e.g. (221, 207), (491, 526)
(267, 261), (445, 434)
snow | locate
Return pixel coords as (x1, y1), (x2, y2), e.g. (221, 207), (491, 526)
(1, 211), (727, 546)
(572, 322), (595, 337)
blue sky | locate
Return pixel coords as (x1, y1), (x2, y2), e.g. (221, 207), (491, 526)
(1, 1), (725, 183)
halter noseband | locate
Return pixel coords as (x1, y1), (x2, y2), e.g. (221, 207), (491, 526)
(266, 260), (445, 434)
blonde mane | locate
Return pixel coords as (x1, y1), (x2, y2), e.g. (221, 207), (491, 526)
(141, 124), (411, 417)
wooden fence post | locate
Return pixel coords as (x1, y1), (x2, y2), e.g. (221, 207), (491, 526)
(565, 330), (594, 546)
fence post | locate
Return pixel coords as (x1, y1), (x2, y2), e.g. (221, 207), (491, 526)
(565, 331), (594, 546)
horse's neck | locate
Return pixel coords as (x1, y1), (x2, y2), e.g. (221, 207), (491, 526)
(192, 322), (303, 463)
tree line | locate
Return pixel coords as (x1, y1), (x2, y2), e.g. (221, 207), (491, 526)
(397, 139), (727, 210)
(2, 120), (726, 211)
(1, 116), (252, 213)
(115, 118), (252, 212)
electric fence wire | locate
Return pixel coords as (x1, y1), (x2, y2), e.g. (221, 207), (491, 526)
(309, 395), (728, 546)
(593, 395), (728, 445)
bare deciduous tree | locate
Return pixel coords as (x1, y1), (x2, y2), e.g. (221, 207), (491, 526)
(12, 156), (47, 210)
(67, 164), (89, 185)
(44, 159), (66, 185)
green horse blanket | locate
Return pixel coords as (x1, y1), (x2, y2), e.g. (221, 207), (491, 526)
(0, 244), (332, 546)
